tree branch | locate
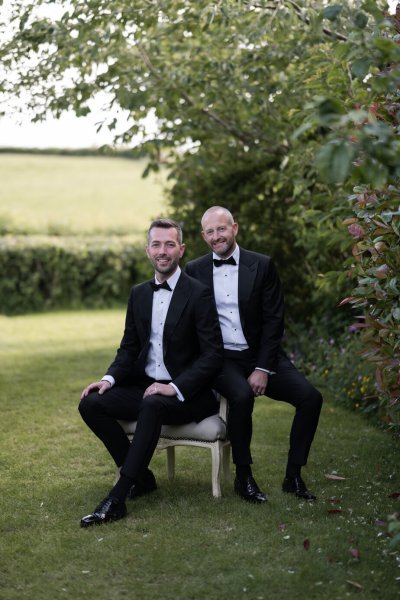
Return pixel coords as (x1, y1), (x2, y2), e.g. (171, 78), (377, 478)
(137, 43), (255, 146)
(247, 0), (348, 41)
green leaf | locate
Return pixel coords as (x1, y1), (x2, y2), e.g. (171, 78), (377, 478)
(351, 58), (371, 80)
(322, 5), (343, 21)
(361, 0), (385, 21)
(316, 142), (354, 184)
(353, 11), (369, 29)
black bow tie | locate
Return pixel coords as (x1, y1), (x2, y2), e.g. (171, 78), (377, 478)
(213, 256), (236, 267)
(150, 280), (172, 292)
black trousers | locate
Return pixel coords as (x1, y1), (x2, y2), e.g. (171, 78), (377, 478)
(78, 378), (195, 481)
(212, 350), (323, 468)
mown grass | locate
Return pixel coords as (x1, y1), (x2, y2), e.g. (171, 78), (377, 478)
(0, 154), (167, 237)
(1, 310), (399, 600)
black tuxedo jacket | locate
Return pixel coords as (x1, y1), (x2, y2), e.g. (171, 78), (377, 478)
(106, 271), (224, 421)
(185, 248), (285, 372)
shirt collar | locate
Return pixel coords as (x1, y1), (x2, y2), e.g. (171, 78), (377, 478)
(212, 245), (240, 263)
(154, 266), (181, 290)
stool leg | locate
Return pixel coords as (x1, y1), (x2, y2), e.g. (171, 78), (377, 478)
(211, 443), (222, 498)
(223, 444), (231, 482)
(166, 446), (175, 479)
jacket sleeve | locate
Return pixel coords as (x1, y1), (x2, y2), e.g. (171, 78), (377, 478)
(105, 288), (144, 384)
(256, 258), (285, 371)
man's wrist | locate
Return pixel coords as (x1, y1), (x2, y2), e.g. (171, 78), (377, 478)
(169, 382), (184, 401)
(101, 375), (115, 387)
(255, 367), (276, 375)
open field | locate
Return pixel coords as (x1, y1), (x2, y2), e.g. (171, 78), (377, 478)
(1, 310), (399, 600)
(0, 153), (167, 237)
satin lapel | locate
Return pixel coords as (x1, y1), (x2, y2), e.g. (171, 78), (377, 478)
(162, 274), (191, 355)
(199, 254), (214, 291)
(238, 250), (258, 325)
(137, 282), (154, 339)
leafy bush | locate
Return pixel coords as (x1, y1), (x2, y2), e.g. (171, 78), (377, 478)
(296, 4), (400, 435)
(284, 321), (380, 422)
(0, 235), (149, 314)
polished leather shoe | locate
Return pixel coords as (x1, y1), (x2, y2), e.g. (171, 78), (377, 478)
(127, 469), (157, 500)
(80, 496), (127, 527)
(282, 476), (316, 501)
(234, 475), (267, 504)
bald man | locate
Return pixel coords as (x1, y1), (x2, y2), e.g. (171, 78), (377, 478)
(186, 206), (322, 503)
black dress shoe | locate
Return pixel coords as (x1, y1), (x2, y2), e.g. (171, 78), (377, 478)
(282, 476), (316, 501)
(80, 496), (127, 528)
(234, 475), (267, 504)
(127, 469), (157, 500)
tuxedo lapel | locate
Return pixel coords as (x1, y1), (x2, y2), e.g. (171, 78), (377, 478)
(136, 282), (154, 339)
(162, 274), (191, 355)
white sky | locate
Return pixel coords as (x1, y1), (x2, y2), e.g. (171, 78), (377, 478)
(0, 108), (130, 149)
(0, 99), (154, 149)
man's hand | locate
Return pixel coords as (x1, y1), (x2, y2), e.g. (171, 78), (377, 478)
(143, 383), (177, 398)
(80, 380), (111, 399)
(247, 370), (268, 397)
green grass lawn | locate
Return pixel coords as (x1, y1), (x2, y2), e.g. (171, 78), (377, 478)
(0, 154), (167, 237)
(1, 311), (399, 600)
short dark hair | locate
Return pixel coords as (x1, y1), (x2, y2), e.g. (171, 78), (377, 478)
(147, 218), (183, 244)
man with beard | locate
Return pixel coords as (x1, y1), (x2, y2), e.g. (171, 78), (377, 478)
(79, 218), (223, 526)
(186, 206), (322, 503)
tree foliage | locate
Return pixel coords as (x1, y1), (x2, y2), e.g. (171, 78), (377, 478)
(1, 1), (399, 423)
(0, 0), (355, 323)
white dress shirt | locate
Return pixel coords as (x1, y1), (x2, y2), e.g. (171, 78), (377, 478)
(212, 246), (248, 351)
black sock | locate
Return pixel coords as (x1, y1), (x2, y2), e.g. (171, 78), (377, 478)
(236, 465), (252, 479)
(285, 463), (301, 479)
(109, 474), (134, 502)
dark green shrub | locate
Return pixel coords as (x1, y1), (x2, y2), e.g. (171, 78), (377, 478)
(0, 235), (149, 314)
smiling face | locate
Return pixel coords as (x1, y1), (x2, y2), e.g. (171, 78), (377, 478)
(201, 208), (238, 259)
(146, 226), (185, 281)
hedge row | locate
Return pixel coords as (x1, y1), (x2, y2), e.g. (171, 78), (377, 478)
(0, 236), (150, 315)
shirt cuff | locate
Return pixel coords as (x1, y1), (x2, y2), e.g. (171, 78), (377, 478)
(255, 367), (276, 375)
(169, 382), (184, 402)
(102, 375), (115, 387)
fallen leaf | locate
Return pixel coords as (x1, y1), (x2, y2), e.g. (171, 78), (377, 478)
(325, 473), (347, 480)
(303, 538), (310, 551)
(374, 519), (386, 527)
(388, 491), (400, 499)
(327, 509), (343, 514)
(350, 548), (360, 560)
(346, 580), (363, 590)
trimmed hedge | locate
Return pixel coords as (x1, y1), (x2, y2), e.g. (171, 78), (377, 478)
(0, 235), (150, 314)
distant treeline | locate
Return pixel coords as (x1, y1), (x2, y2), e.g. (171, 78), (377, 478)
(0, 146), (147, 159)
